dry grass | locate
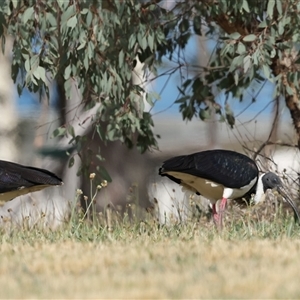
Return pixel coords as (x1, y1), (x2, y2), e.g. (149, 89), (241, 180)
(0, 212), (299, 299)
(2, 238), (300, 299)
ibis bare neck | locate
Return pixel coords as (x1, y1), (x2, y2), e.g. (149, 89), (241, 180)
(253, 173), (265, 204)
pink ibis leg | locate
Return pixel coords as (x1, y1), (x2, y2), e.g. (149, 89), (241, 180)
(212, 197), (228, 227)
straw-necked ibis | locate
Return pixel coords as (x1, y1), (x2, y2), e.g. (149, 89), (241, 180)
(159, 149), (300, 226)
(0, 160), (63, 202)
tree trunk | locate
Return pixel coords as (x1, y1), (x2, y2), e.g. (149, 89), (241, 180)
(0, 37), (18, 161)
(285, 92), (300, 148)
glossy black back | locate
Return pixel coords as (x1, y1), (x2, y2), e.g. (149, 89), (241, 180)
(0, 160), (62, 193)
(159, 149), (259, 188)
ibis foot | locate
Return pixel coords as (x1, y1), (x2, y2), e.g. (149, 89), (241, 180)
(212, 204), (223, 228)
(212, 197), (228, 228)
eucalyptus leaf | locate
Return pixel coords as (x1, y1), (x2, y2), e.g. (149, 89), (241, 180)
(267, 0), (275, 18)
(22, 7), (34, 24)
(243, 34), (256, 42)
(67, 15), (77, 29)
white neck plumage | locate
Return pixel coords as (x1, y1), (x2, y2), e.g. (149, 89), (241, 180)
(253, 173), (266, 204)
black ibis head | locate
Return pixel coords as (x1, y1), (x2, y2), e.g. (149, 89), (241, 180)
(261, 172), (283, 192)
(261, 172), (300, 223)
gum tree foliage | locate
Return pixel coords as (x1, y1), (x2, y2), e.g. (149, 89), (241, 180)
(1, 0), (300, 181)
(1, 0), (163, 181)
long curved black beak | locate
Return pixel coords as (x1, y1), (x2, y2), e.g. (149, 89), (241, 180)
(277, 186), (300, 224)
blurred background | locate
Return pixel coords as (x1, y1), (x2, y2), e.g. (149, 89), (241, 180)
(0, 1), (299, 227)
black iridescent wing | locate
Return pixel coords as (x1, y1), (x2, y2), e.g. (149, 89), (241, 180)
(0, 160), (62, 194)
(159, 149), (259, 188)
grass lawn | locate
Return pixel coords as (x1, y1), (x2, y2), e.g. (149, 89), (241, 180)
(0, 206), (300, 299)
